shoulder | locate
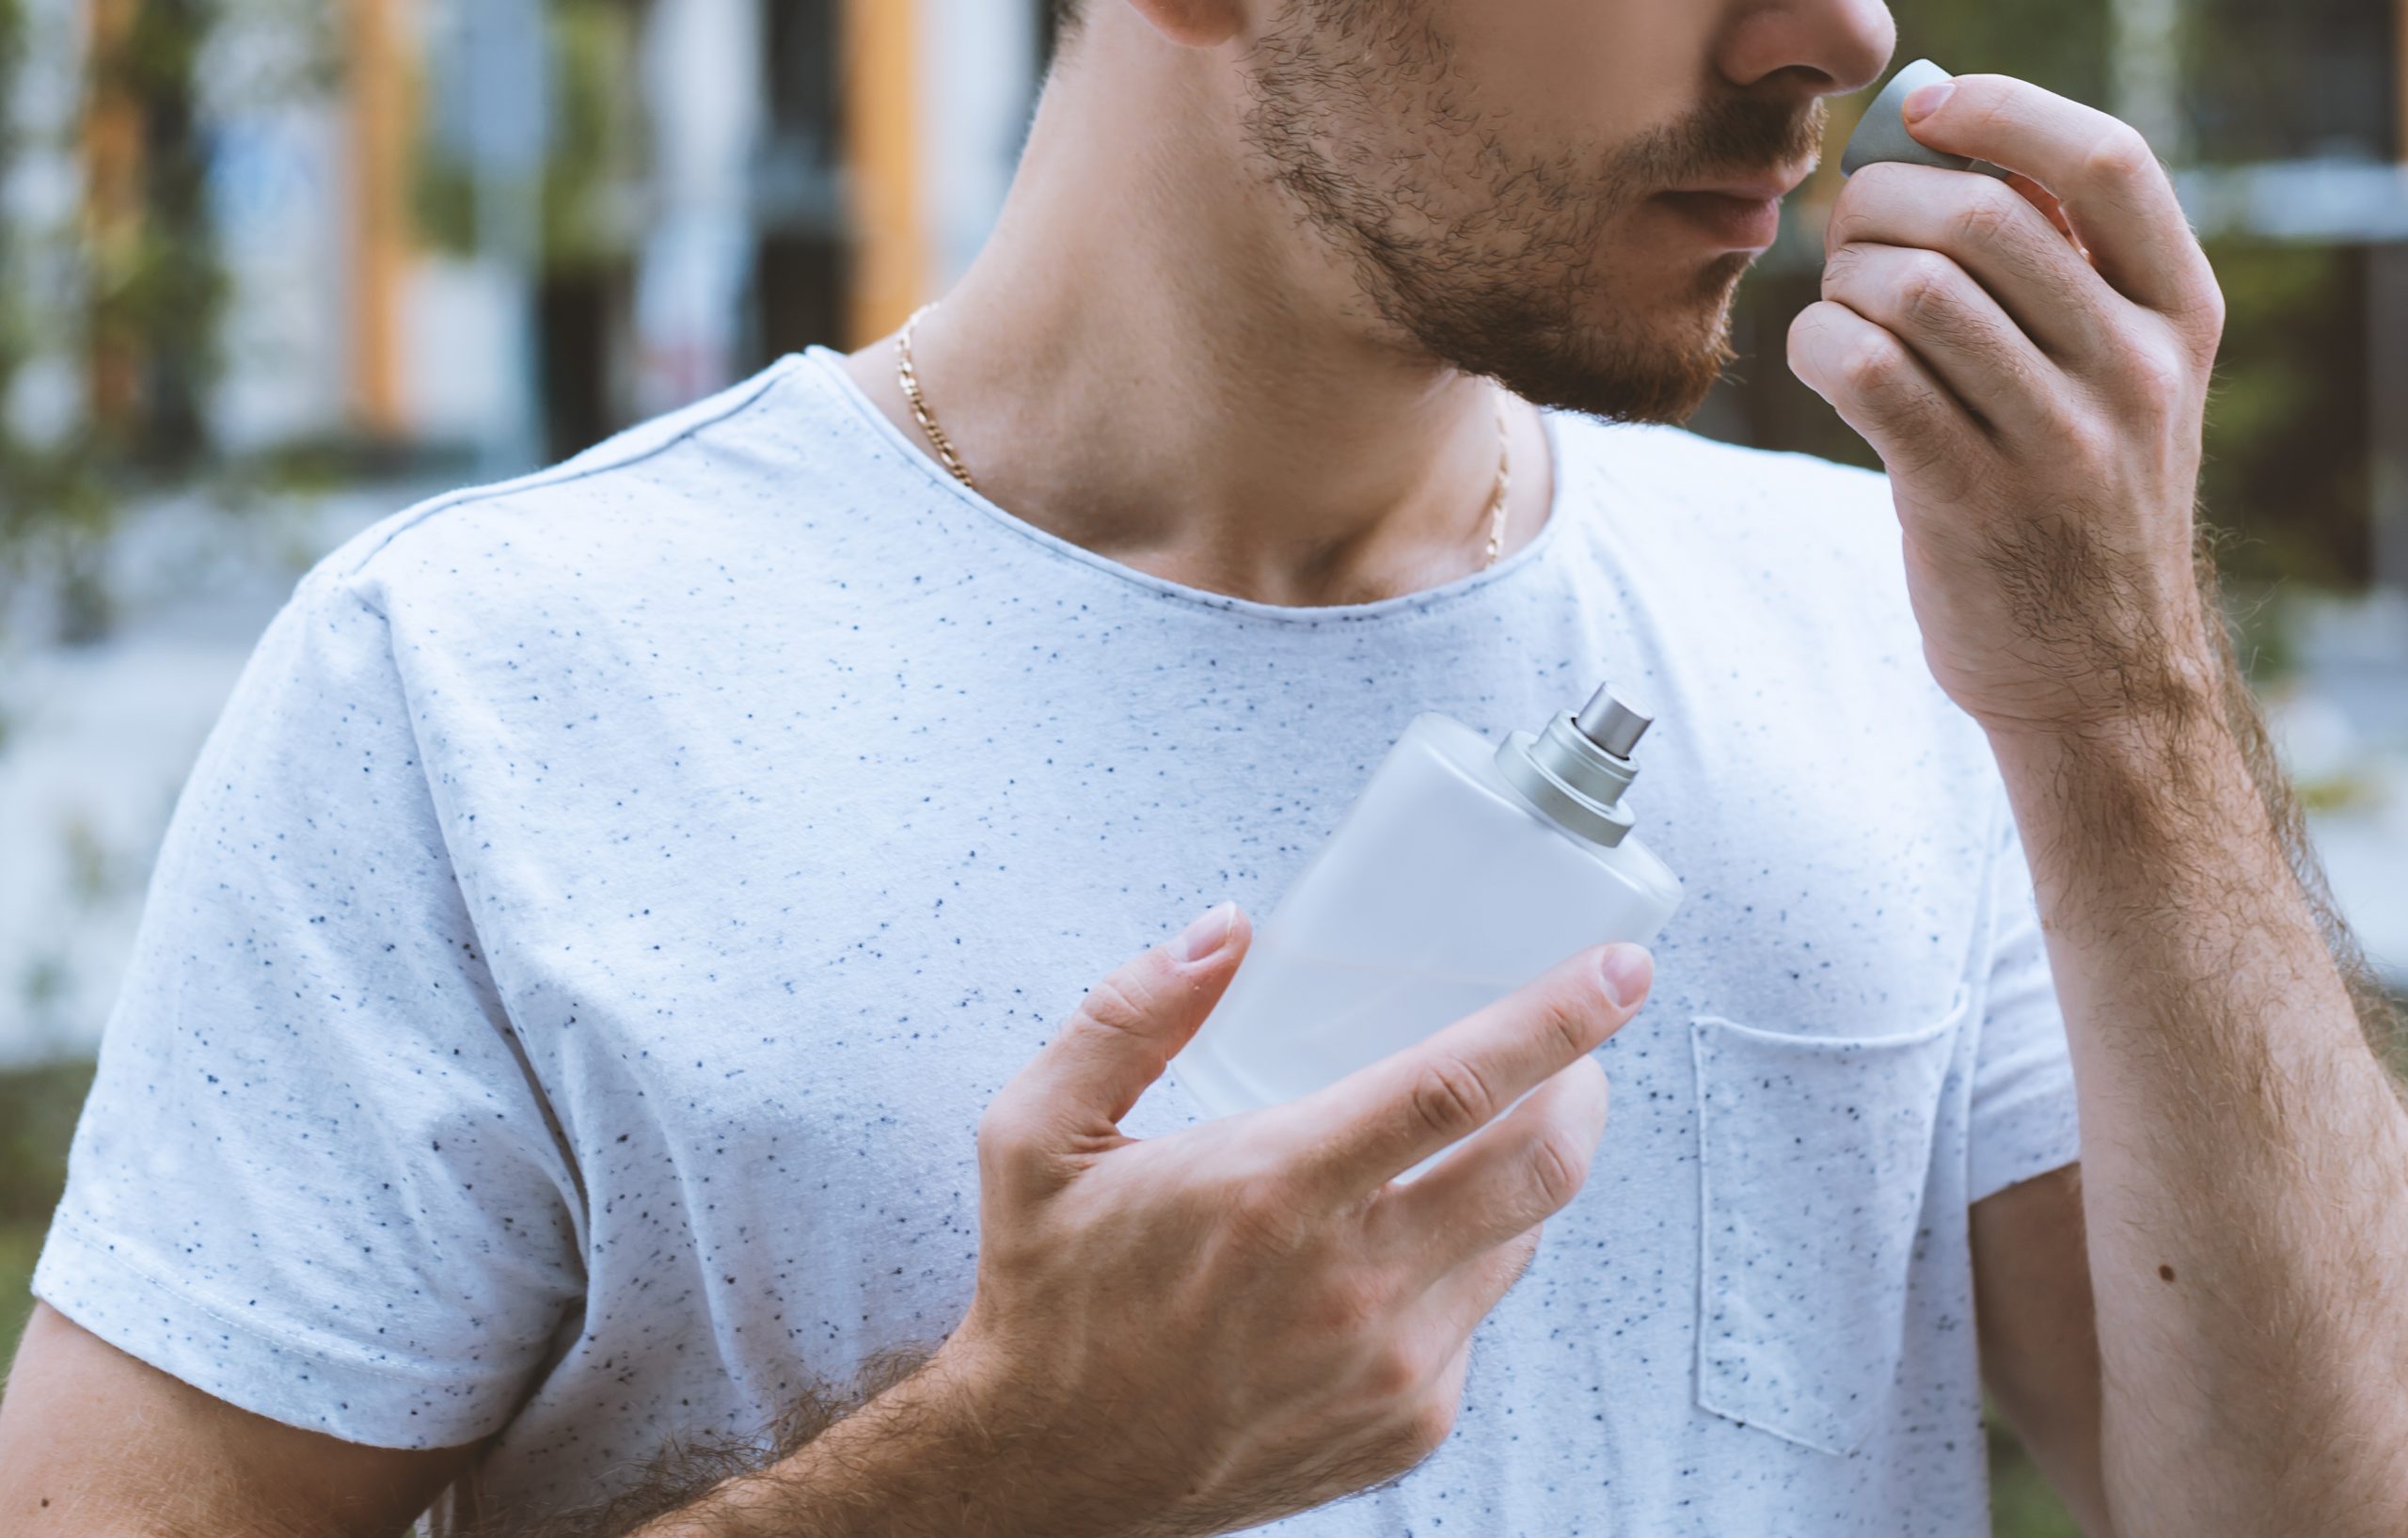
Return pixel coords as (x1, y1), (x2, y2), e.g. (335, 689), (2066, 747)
(304, 356), (838, 619)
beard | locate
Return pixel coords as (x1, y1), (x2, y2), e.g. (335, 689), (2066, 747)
(1241, 1), (1826, 424)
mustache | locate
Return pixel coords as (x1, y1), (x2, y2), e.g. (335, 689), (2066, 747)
(1625, 95), (1830, 191)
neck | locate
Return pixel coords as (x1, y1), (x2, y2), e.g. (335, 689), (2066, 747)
(841, 24), (1552, 609)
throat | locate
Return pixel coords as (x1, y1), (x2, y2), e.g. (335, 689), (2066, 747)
(836, 341), (1552, 610)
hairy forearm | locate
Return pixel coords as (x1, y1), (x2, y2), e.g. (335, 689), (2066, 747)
(621, 1367), (1016, 1530)
(468, 1344), (1102, 1538)
(608, 1350), (1083, 1538)
(1989, 572), (2408, 1536)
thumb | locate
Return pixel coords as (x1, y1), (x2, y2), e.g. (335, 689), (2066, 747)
(1009, 903), (1252, 1135)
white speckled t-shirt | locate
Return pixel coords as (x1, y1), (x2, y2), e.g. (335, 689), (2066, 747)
(36, 347), (2080, 1535)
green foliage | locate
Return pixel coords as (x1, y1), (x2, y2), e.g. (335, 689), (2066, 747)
(414, 0), (646, 275)
(0, 1060), (98, 1359)
(1990, 1414), (2087, 1538)
(0, 0), (119, 635)
(87, 0), (229, 468)
(543, 0), (646, 275)
(2196, 242), (2369, 593)
(2186, 0), (2398, 163)
(0, 1061), (92, 1226)
(0, 0), (240, 642)
(1891, 0), (2115, 111)
(0, 0), (28, 418)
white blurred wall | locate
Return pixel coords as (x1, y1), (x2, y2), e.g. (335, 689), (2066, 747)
(923, 0), (1040, 290)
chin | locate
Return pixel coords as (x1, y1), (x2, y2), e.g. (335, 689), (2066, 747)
(1484, 296), (1742, 426)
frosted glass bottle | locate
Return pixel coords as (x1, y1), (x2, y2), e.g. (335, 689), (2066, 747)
(1169, 683), (1682, 1180)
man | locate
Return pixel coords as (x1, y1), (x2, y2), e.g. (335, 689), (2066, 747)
(5, 1), (2403, 1533)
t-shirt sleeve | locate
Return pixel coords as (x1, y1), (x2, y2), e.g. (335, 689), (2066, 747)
(1967, 793), (2083, 1204)
(31, 568), (586, 1450)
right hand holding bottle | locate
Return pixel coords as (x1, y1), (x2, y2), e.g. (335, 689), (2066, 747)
(930, 902), (1654, 1538)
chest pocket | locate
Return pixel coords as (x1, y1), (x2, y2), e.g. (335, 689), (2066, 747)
(1689, 985), (1970, 1454)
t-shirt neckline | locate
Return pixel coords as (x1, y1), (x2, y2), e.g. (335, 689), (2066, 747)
(799, 344), (1576, 626)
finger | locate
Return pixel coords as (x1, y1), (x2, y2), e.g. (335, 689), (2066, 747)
(996, 903), (1251, 1140)
(1819, 241), (2062, 440)
(2005, 171), (2088, 259)
(1415, 1221), (1545, 1349)
(1899, 73), (2218, 333)
(1279, 943), (1651, 1202)
(1366, 1052), (1609, 1288)
(1787, 300), (1986, 484)
(1827, 162), (2120, 371)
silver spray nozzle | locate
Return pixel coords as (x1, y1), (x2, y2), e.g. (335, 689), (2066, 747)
(1574, 684), (1652, 759)
(1494, 679), (1656, 849)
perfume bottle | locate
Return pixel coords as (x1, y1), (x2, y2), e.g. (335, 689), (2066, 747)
(1169, 683), (1683, 1176)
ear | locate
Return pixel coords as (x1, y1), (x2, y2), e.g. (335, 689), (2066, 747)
(1119, 0), (1248, 49)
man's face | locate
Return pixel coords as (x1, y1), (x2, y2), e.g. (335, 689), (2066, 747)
(1241, 0), (1894, 422)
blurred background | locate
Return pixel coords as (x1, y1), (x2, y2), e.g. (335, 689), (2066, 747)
(0, 3), (2400, 1530)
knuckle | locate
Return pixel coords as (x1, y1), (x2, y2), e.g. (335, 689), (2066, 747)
(1308, 1267), (1393, 1339)
(1820, 242), (1863, 295)
(974, 1102), (1033, 1166)
(1896, 252), (1958, 326)
(2083, 123), (2158, 186)
(1497, 1227), (1545, 1292)
(1222, 1170), (1308, 1252)
(1952, 190), (2017, 249)
(1525, 1124), (1592, 1212)
(1785, 305), (1828, 369)
(1074, 969), (1160, 1040)
(1399, 1392), (1460, 1461)
(1821, 195), (1863, 255)
(1839, 331), (1902, 395)
(1363, 1337), (1434, 1403)
(2114, 335), (2189, 412)
(2060, 412), (2120, 468)
(1534, 974), (1607, 1058)
(1408, 1051), (1497, 1142)
(1956, 89), (2015, 139)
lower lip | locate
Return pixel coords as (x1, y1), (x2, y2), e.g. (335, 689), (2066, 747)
(1656, 191), (1782, 250)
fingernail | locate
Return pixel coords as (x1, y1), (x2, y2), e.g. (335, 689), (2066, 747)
(1597, 944), (1654, 1009)
(1903, 82), (1954, 123)
(1179, 902), (1236, 963)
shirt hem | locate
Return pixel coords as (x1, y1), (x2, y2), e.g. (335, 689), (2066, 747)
(32, 1212), (526, 1451)
(1968, 1090), (2083, 1205)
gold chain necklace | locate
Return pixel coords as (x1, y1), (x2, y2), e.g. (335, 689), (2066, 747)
(895, 304), (1514, 572)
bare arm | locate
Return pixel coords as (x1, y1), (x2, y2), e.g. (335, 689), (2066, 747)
(1970, 549), (2408, 1538)
(1972, 1165), (2112, 1538)
(0, 1301), (475, 1537)
(1988, 644), (2408, 1535)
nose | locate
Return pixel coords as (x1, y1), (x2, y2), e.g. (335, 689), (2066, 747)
(1716, 0), (1895, 103)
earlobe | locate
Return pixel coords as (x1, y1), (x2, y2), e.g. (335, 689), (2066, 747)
(1120, 0), (1247, 49)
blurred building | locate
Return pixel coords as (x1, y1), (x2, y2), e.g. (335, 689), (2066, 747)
(2, 3), (2404, 1069)
(7, 1), (2405, 589)
(4, 0), (1052, 473)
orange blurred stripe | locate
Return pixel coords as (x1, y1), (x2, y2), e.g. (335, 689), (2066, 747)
(842, 0), (927, 349)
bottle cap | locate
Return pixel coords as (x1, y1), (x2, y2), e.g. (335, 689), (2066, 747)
(1840, 59), (2011, 182)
